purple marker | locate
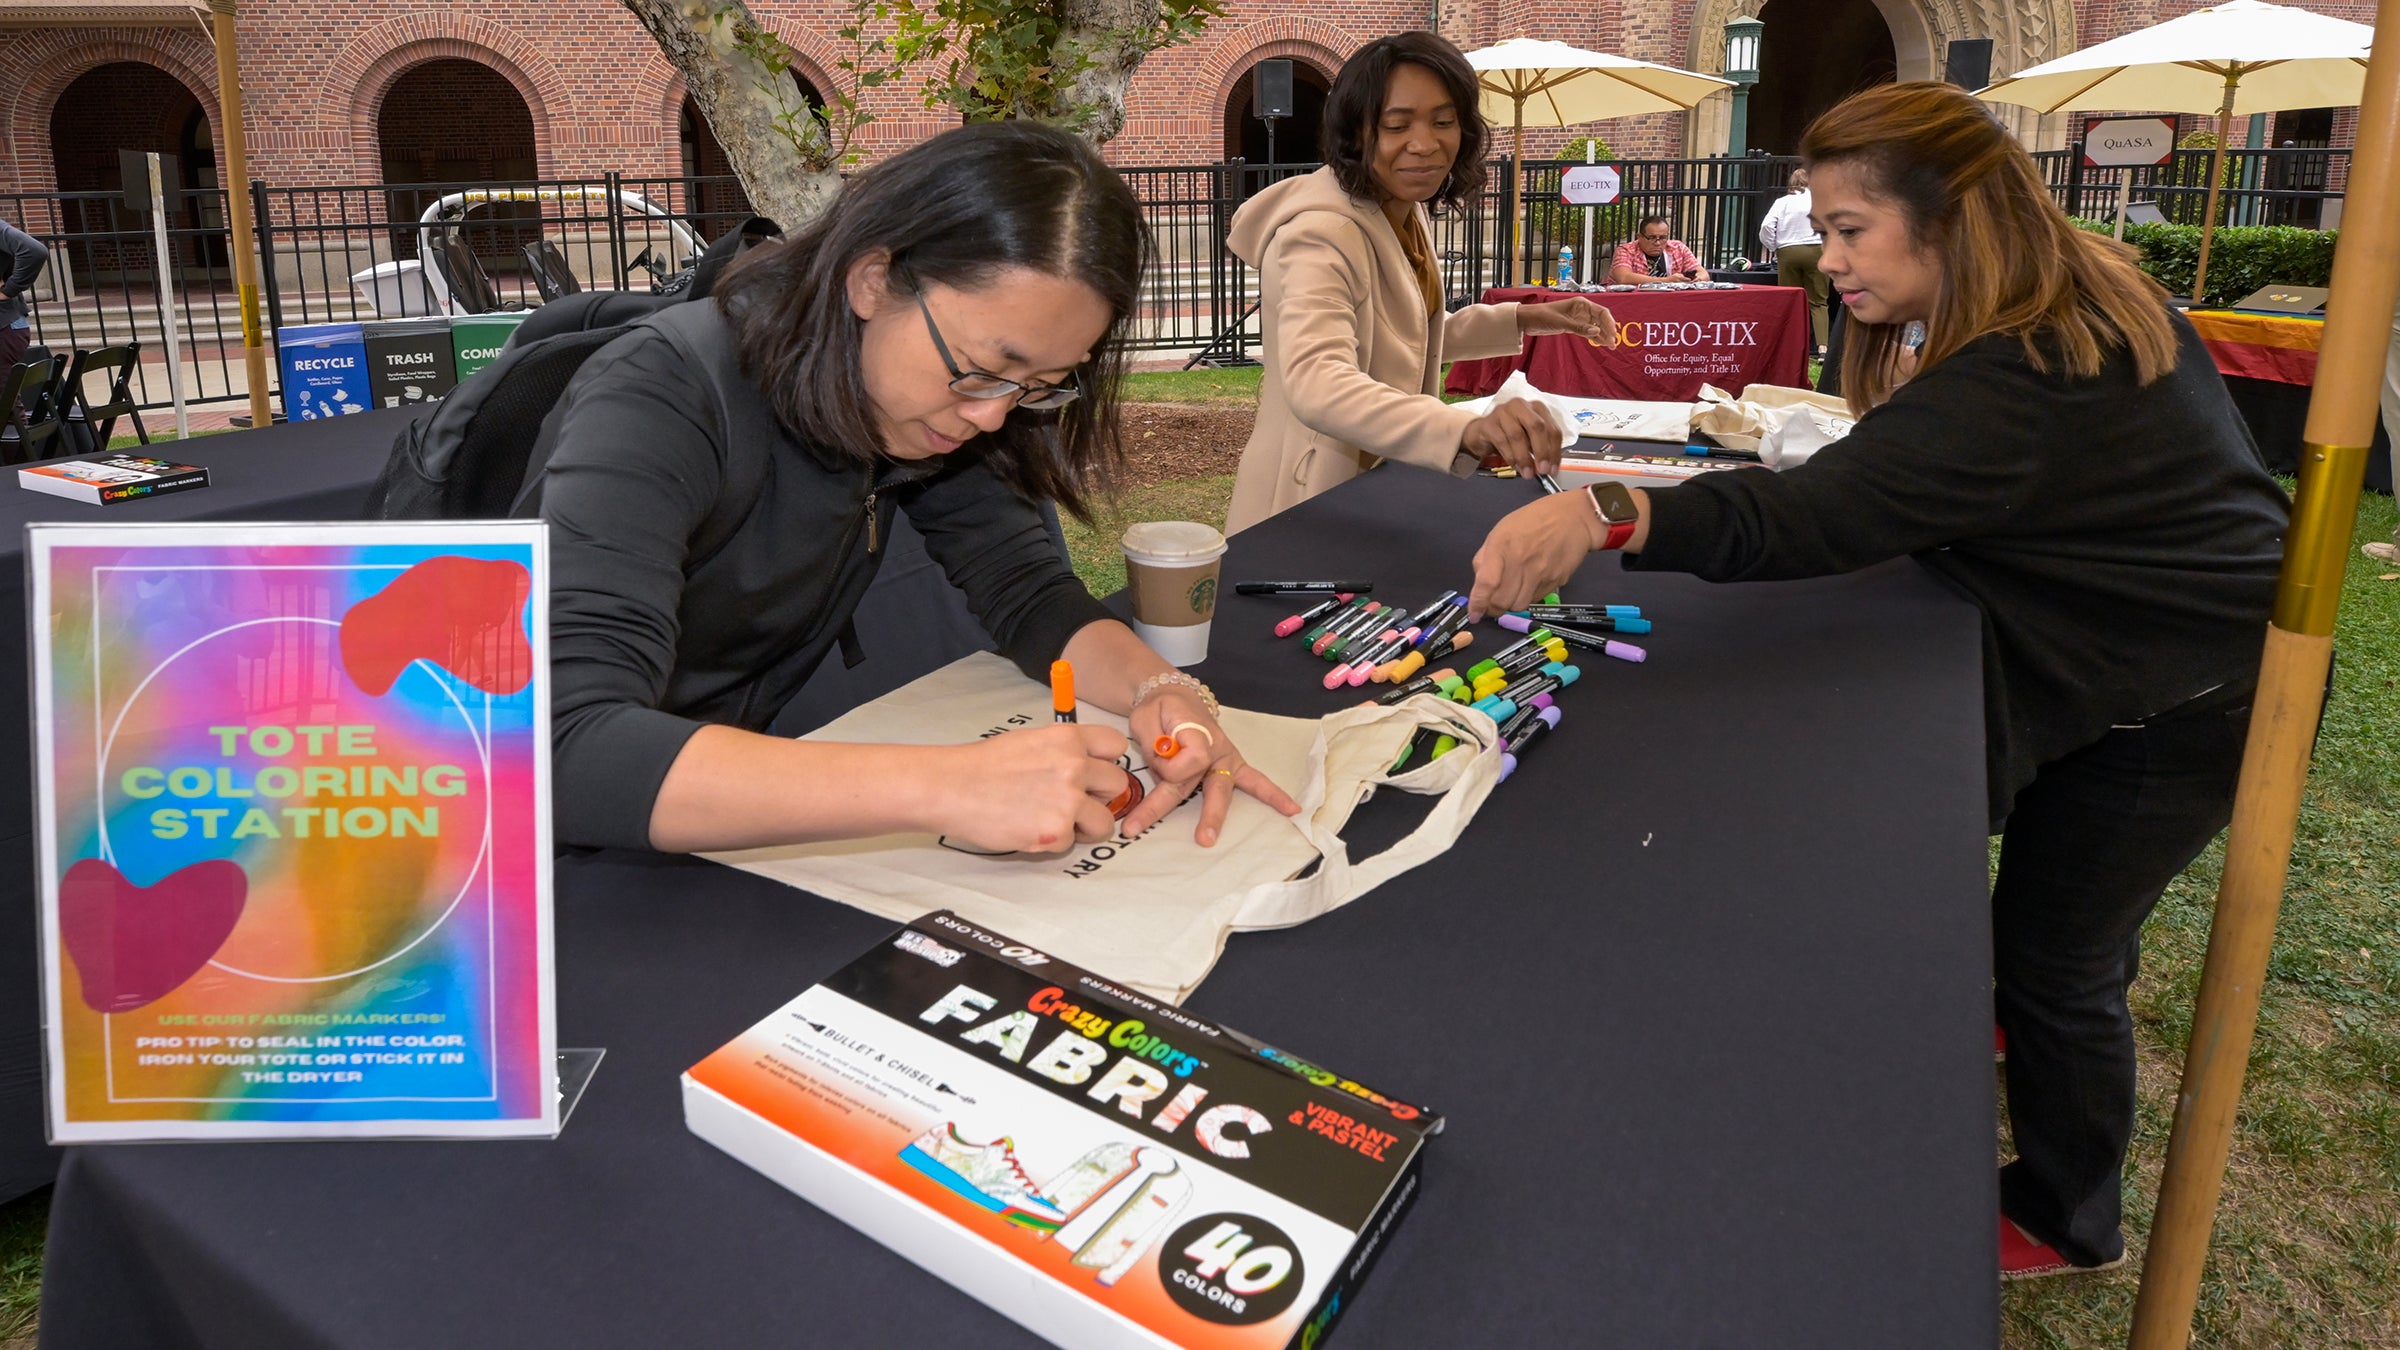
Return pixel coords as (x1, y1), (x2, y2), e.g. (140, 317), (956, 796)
(1497, 705), (1563, 783)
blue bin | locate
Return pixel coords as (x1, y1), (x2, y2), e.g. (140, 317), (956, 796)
(277, 322), (372, 421)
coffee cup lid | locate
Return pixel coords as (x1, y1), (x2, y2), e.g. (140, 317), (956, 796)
(1119, 520), (1227, 564)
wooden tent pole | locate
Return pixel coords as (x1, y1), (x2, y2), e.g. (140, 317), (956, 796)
(2189, 72), (2239, 303)
(208, 0), (272, 429)
(2126, 5), (2400, 1345)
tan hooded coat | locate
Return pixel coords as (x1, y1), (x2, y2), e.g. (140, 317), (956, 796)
(1222, 168), (1527, 535)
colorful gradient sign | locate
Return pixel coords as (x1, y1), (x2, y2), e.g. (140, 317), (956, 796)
(30, 523), (556, 1141)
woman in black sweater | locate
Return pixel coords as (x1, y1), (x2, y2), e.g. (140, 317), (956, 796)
(1468, 82), (2288, 1279)
(536, 123), (1298, 855)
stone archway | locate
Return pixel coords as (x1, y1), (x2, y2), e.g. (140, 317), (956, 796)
(1683, 0), (2074, 153)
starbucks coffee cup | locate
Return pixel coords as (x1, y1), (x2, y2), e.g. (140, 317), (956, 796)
(1119, 521), (1227, 667)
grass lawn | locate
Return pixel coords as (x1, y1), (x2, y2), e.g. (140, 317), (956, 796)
(1119, 366), (1262, 406)
(2000, 488), (2400, 1348)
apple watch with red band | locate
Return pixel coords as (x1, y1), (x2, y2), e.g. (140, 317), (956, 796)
(1587, 482), (1639, 550)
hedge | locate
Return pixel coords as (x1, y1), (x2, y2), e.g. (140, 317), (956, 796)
(2070, 218), (2338, 306)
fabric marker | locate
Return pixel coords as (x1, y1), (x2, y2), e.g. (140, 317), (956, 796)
(1152, 734), (1180, 759)
(1237, 580), (1374, 596)
(1052, 660), (1142, 819)
(1538, 620), (1648, 663)
(1413, 598), (1473, 650)
(1378, 666), (1459, 705)
(1501, 610), (1650, 636)
(1312, 600), (1383, 656)
(1681, 442), (1763, 462)
(1497, 692), (1556, 739)
(1321, 603), (1389, 658)
(1389, 725), (1443, 773)
(1349, 628), (1422, 685)
(1536, 473), (1566, 494)
(1429, 733), (1459, 760)
(1301, 595), (1371, 645)
(1050, 660), (1077, 723)
(1522, 603), (1642, 621)
(1497, 706), (1563, 783)
(1470, 638), (1568, 683)
(1275, 594), (1351, 638)
(1398, 590), (1462, 631)
(1475, 664), (1580, 721)
(1302, 594), (1372, 643)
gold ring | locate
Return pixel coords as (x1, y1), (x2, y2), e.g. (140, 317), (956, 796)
(1210, 767), (1237, 777)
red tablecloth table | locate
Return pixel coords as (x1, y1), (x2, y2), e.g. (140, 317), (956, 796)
(1445, 284), (1812, 401)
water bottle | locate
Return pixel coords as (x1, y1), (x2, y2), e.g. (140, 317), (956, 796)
(1555, 245), (1576, 289)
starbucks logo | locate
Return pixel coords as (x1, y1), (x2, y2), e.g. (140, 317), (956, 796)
(1186, 576), (1217, 615)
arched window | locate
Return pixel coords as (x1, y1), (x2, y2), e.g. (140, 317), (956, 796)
(49, 62), (211, 280)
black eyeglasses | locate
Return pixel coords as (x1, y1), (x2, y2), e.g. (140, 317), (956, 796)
(913, 292), (1083, 411)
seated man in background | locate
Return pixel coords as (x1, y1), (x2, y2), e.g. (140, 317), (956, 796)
(1608, 215), (1707, 284)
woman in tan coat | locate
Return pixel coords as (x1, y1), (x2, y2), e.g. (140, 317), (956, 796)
(1223, 32), (1616, 534)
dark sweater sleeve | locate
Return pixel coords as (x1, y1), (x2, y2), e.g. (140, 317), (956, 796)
(1634, 342), (2049, 582)
(539, 335), (726, 849)
(0, 222), (46, 299)
(895, 461), (1114, 679)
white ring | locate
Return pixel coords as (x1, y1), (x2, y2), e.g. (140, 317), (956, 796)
(1168, 721), (1215, 750)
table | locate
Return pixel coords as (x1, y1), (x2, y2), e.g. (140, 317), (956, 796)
(2186, 308), (2395, 492)
(1446, 285), (1812, 402)
(41, 465), (2001, 1347)
(0, 410), (1006, 1206)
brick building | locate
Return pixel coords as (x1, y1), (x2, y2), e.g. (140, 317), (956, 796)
(0, 0), (2366, 196)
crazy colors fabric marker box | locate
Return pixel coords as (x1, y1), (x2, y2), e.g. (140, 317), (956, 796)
(683, 913), (1439, 1349)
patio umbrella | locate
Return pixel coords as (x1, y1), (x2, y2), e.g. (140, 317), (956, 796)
(1978, 0), (2372, 299)
(1463, 39), (1732, 277)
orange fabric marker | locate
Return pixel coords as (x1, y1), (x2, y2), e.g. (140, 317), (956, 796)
(1050, 660), (1077, 723)
(1152, 733), (1180, 758)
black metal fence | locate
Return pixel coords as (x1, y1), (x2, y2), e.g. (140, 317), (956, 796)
(2028, 146), (2345, 230)
(1, 147), (2351, 411)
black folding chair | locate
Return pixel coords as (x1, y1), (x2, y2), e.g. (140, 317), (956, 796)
(0, 356), (65, 463)
(61, 343), (146, 452)
(439, 234), (507, 315)
(520, 239), (582, 302)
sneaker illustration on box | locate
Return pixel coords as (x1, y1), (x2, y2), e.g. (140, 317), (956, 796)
(900, 1122), (1068, 1232)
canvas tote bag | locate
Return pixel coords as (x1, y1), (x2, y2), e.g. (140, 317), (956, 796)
(706, 652), (1500, 999)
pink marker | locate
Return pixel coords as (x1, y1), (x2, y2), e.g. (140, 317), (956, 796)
(1274, 593), (1353, 638)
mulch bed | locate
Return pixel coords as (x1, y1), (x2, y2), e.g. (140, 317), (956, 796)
(1112, 402), (1253, 490)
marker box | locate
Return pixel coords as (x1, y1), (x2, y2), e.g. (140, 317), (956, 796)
(685, 912), (1439, 1349)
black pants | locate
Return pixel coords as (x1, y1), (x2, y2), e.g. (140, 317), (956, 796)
(0, 325), (28, 420)
(1992, 695), (2250, 1266)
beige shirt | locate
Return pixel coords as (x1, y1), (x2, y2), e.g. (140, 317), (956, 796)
(1223, 168), (1526, 535)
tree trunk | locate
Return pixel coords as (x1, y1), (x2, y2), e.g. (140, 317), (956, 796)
(1056, 0), (1155, 146)
(621, 0), (842, 227)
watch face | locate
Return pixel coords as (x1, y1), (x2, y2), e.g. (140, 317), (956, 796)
(1590, 482), (1639, 523)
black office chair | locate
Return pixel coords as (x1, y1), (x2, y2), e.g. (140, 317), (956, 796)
(0, 356), (66, 463)
(520, 239), (582, 302)
(61, 343), (146, 453)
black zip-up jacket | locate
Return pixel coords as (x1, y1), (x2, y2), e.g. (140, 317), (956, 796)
(530, 301), (1111, 849)
(0, 220), (47, 325)
(1632, 311), (2289, 823)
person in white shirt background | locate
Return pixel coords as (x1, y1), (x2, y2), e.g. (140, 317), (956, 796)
(1759, 169), (1829, 355)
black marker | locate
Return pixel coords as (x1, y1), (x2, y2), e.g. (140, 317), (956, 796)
(1236, 580), (1374, 595)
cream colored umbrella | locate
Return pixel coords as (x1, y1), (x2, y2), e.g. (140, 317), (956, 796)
(1463, 39), (1733, 277)
(1978, 0), (2372, 299)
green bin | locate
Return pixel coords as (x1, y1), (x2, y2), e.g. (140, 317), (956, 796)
(451, 313), (532, 381)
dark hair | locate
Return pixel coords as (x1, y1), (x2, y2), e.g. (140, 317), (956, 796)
(1801, 81), (2173, 414)
(1320, 33), (1487, 210)
(1637, 214), (1671, 233)
(714, 120), (1146, 519)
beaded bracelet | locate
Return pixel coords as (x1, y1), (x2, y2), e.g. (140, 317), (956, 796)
(1131, 670), (1219, 718)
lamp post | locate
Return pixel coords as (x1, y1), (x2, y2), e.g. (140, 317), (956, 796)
(1724, 18), (1763, 154)
(1720, 17), (1764, 267)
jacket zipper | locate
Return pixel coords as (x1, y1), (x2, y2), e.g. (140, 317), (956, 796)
(863, 490), (879, 555)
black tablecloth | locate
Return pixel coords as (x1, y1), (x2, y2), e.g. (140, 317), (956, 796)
(2222, 374), (2396, 494)
(0, 411), (998, 1207)
(39, 465), (2000, 1347)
